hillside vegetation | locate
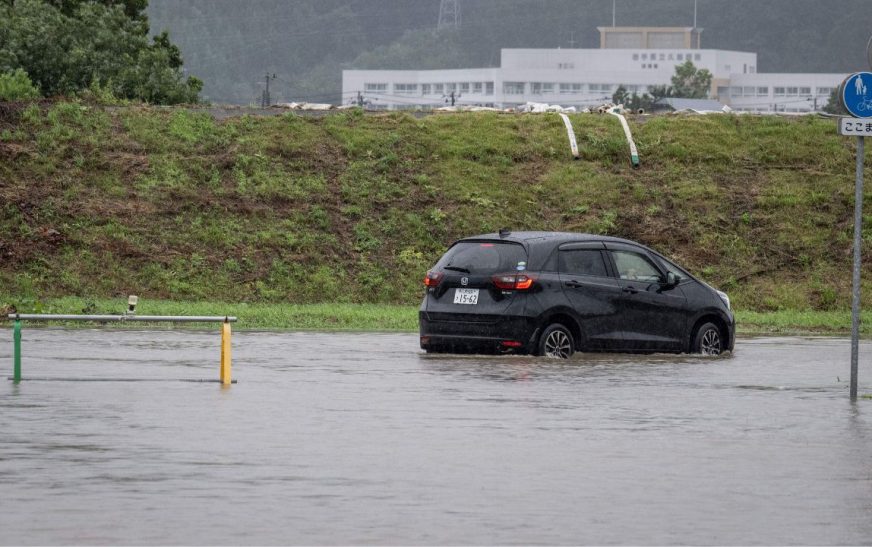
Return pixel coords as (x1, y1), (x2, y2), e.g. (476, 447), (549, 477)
(0, 102), (870, 314)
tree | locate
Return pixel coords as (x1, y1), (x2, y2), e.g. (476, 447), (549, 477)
(612, 85), (655, 112)
(0, 0), (200, 104)
(669, 60), (713, 99)
(823, 88), (846, 115)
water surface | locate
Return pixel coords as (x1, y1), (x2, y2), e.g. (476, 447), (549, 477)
(1, 330), (870, 545)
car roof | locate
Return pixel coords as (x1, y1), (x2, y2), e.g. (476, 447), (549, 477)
(457, 231), (640, 247)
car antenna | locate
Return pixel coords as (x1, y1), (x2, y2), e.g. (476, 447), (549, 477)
(499, 228), (511, 238)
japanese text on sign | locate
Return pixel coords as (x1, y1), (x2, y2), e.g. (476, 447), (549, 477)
(839, 117), (872, 137)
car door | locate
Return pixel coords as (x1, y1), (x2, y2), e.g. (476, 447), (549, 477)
(604, 244), (688, 351)
(556, 242), (625, 350)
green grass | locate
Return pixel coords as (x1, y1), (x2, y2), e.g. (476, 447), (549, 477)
(1, 296), (871, 336)
(0, 297), (417, 331)
(2, 102), (872, 316)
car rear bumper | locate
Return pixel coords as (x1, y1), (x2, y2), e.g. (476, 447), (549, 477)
(419, 311), (538, 354)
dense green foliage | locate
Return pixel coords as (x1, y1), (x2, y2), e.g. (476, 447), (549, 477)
(0, 0), (200, 104)
(1, 103), (871, 316)
(147, 0), (871, 105)
(0, 68), (39, 101)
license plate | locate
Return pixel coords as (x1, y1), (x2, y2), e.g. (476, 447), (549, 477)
(453, 288), (479, 305)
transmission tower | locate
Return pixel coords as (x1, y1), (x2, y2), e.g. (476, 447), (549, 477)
(437, 0), (460, 30)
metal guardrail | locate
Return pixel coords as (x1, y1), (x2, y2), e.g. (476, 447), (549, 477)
(7, 309), (237, 385)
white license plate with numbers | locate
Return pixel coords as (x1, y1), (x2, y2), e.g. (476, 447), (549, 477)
(453, 288), (479, 305)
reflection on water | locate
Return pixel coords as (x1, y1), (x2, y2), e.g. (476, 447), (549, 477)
(0, 329), (870, 545)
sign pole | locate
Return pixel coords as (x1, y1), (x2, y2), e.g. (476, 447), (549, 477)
(851, 136), (864, 400)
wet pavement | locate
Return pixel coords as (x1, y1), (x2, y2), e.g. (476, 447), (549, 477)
(1, 329), (871, 545)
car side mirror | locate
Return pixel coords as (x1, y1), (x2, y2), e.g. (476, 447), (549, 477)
(663, 271), (679, 288)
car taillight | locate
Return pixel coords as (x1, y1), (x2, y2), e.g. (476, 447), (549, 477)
(491, 273), (536, 290)
(424, 270), (444, 287)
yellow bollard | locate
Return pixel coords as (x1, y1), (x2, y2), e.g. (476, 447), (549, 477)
(220, 321), (232, 385)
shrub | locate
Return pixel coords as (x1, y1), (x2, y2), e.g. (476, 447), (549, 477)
(0, 69), (40, 101)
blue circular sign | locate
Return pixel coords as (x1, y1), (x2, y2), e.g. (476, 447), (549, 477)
(841, 72), (872, 117)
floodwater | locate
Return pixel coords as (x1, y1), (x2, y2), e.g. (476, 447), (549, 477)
(1, 329), (871, 546)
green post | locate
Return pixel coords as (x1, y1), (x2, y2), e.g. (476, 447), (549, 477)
(13, 320), (21, 383)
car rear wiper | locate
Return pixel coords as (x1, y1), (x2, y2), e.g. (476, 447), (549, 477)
(443, 265), (471, 273)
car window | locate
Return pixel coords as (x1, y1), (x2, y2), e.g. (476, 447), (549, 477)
(435, 242), (528, 275)
(610, 251), (662, 282)
(655, 255), (689, 283)
(559, 250), (608, 277)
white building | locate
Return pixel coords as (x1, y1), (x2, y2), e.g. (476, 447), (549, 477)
(341, 26), (845, 113)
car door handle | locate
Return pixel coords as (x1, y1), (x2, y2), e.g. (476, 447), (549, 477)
(565, 280), (583, 288)
(623, 286), (639, 294)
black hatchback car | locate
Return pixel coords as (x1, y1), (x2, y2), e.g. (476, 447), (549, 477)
(419, 231), (734, 358)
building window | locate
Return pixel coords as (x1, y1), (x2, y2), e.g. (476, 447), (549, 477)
(642, 53), (648, 60)
(558, 62), (575, 69)
(541, 83), (554, 93)
(485, 82), (494, 94)
(653, 64), (658, 69)
(774, 87), (786, 97)
(421, 84), (431, 95)
(786, 86), (799, 96)
(677, 53), (684, 61)
(743, 86), (756, 96)
(394, 83), (417, 94)
(472, 82), (482, 94)
(531, 82), (542, 94)
(694, 53), (701, 61)
(730, 86), (742, 97)
(364, 83), (387, 92)
(434, 83), (444, 94)
(817, 87), (833, 96)
(757, 86), (769, 96)
(668, 53), (674, 60)
(717, 86), (728, 97)
(460, 82), (470, 93)
(590, 84), (613, 94)
(446, 83), (456, 93)
(559, 83), (572, 94)
(799, 87), (812, 96)
(632, 53), (639, 61)
(659, 53), (666, 61)
(504, 82), (525, 95)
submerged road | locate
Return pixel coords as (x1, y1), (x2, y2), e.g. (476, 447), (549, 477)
(1, 329), (870, 545)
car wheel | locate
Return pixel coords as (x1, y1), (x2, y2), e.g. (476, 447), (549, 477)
(538, 324), (574, 359)
(693, 322), (723, 356)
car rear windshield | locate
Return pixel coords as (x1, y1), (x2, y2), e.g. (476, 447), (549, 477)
(434, 241), (528, 275)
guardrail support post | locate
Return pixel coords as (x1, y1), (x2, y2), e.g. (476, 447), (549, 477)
(220, 320), (232, 385)
(13, 320), (21, 383)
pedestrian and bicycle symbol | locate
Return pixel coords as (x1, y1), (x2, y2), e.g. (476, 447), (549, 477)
(841, 72), (872, 117)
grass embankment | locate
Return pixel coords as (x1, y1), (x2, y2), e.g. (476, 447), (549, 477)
(3, 296), (872, 336)
(0, 102), (870, 333)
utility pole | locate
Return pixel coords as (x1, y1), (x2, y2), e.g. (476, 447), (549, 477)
(438, 0), (461, 30)
(262, 72), (276, 108)
(357, 91), (364, 107)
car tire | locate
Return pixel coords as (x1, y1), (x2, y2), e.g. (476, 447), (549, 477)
(693, 322), (723, 355)
(538, 324), (574, 359)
